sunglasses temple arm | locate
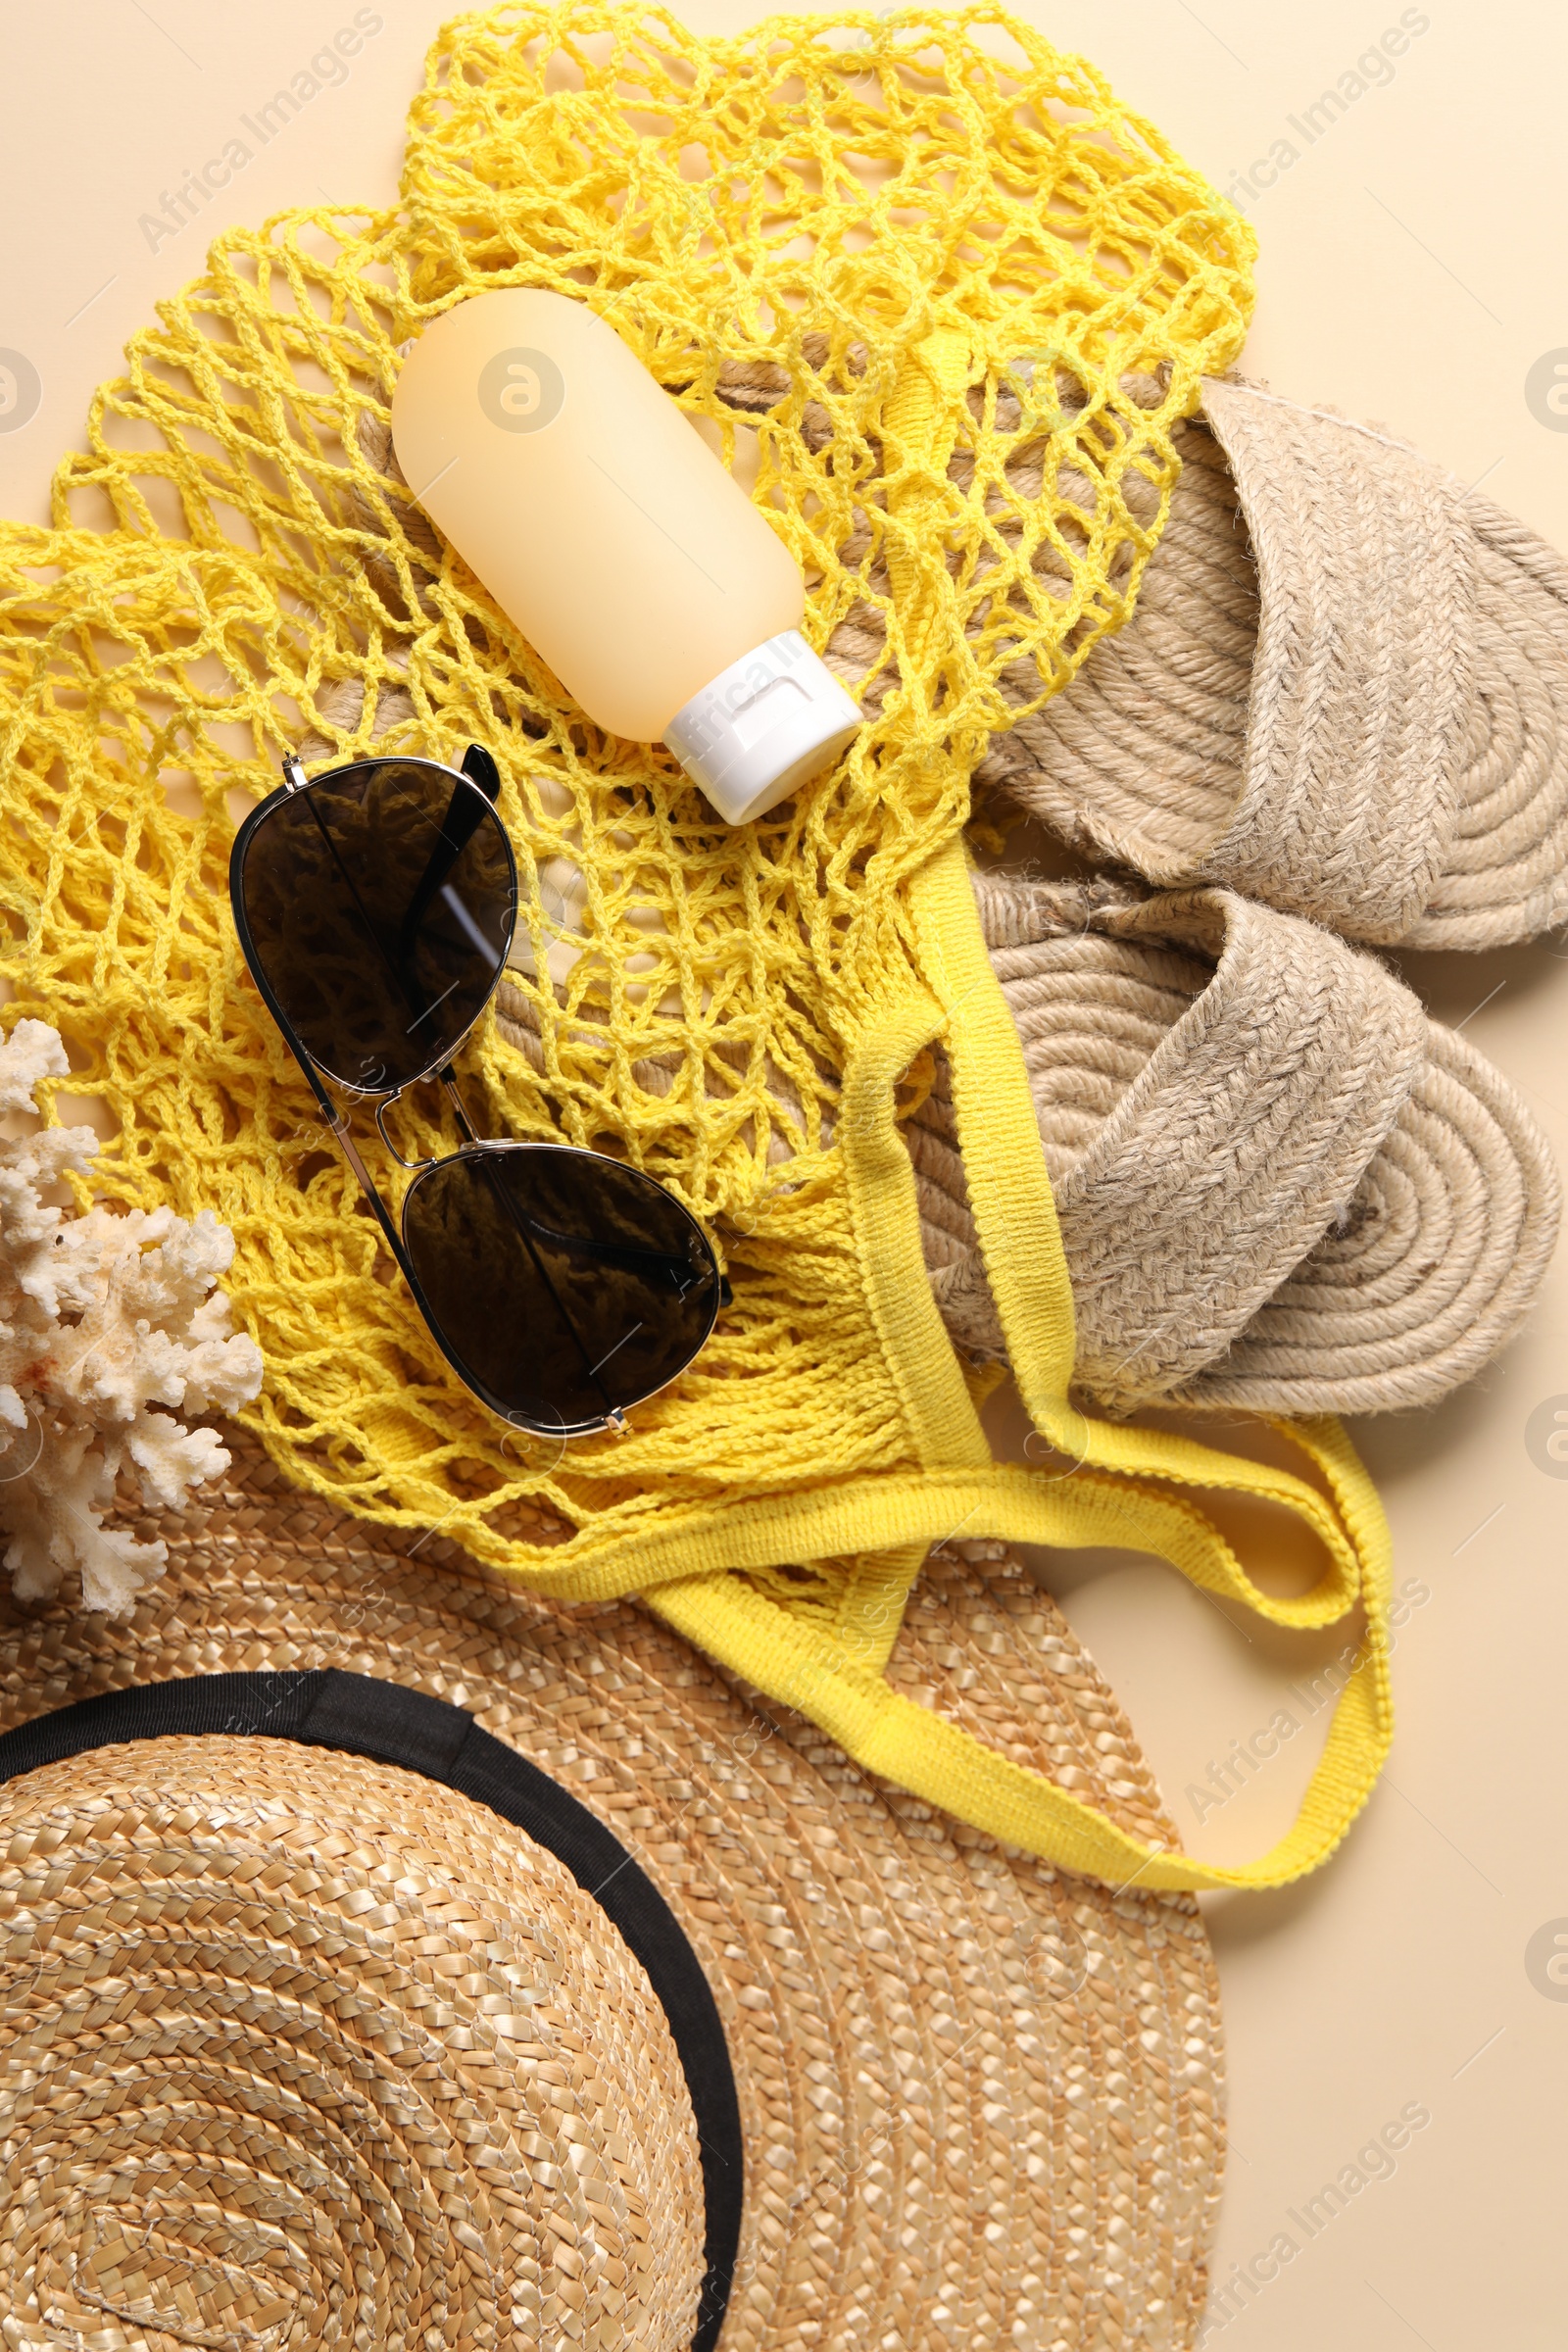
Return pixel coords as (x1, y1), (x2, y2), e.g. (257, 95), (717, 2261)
(439, 1066), (479, 1147)
(437, 1069), (716, 1292)
(433, 1070), (621, 1422)
(396, 748), (503, 961)
(293, 1053), (415, 1282)
(324, 1110), (416, 1280)
(304, 1076), (618, 1425)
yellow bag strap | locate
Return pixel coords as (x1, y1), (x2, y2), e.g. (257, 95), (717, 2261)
(648, 838), (1394, 1892)
(650, 333), (1393, 1892)
(652, 1508), (1390, 1894)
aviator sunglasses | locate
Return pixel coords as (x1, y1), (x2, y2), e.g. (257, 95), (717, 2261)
(229, 745), (723, 1438)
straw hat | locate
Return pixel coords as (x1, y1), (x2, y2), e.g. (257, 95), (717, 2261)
(0, 1434), (1222, 2350)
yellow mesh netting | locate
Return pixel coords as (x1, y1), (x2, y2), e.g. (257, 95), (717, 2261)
(0, 3), (1253, 1578)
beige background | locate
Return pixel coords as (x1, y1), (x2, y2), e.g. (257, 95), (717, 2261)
(2, 3), (1565, 2344)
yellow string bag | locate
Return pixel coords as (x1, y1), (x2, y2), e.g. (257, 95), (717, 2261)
(0, 4), (1393, 1891)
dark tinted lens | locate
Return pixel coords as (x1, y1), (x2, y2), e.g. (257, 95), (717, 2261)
(403, 1146), (719, 1431)
(236, 760), (515, 1092)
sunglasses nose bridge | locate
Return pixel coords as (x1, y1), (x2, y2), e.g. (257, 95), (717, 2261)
(374, 1092), (441, 1172)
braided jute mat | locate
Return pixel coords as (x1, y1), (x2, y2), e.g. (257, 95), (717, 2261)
(0, 1433), (1223, 2351)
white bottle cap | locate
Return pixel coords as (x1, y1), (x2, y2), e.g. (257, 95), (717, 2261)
(662, 631), (861, 824)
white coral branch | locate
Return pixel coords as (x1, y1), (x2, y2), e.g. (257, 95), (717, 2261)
(0, 1020), (264, 1615)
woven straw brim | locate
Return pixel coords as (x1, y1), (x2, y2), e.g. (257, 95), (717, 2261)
(977, 382), (1568, 952)
(0, 1434), (1223, 2352)
(914, 880), (1559, 1416)
(0, 1730), (710, 2352)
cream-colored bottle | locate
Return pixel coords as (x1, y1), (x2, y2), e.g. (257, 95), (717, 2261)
(390, 288), (859, 823)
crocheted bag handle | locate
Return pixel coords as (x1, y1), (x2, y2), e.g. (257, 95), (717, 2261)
(652, 845), (1393, 1893)
(914, 837), (1393, 1889)
(653, 330), (1393, 1892)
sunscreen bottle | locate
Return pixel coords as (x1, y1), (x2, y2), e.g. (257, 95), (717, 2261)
(391, 288), (860, 823)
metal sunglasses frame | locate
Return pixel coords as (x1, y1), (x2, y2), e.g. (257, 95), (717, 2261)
(228, 743), (723, 1439)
